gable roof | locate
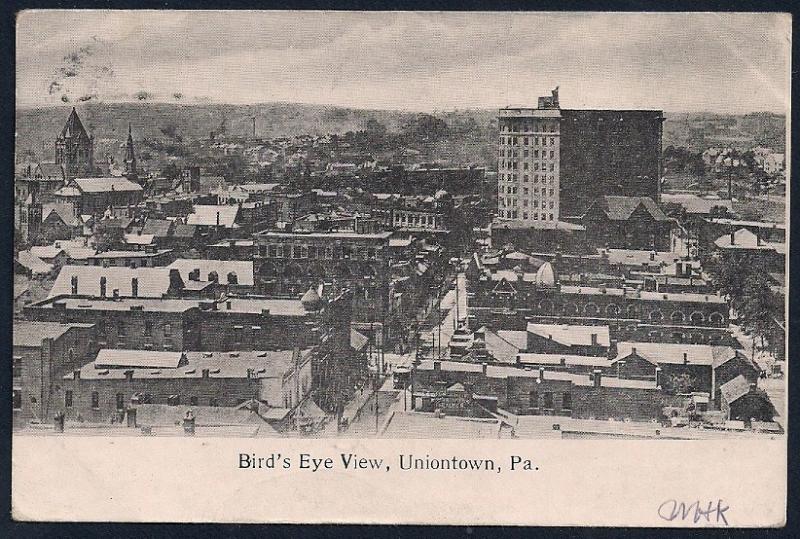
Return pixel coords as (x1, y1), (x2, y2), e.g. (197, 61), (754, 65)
(614, 341), (738, 368)
(476, 326), (523, 364)
(171, 223), (198, 238)
(719, 375), (752, 404)
(35, 162), (65, 180)
(17, 251), (53, 275)
(592, 196), (670, 222)
(42, 203), (80, 227)
(48, 265), (178, 299)
(187, 205), (239, 227)
(140, 219), (174, 238)
(29, 245), (66, 261)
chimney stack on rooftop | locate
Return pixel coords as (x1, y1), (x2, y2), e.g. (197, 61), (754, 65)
(539, 366), (545, 380)
(591, 333), (598, 346)
(683, 352), (688, 364)
(593, 369), (602, 387)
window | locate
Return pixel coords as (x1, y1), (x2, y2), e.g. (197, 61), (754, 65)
(65, 390), (73, 408)
(144, 321), (153, 336)
(167, 395), (180, 406)
(233, 326), (243, 345)
(529, 390), (538, 409)
(543, 392), (553, 410)
(268, 244), (278, 258)
(13, 390), (22, 410)
(91, 391), (99, 409)
(562, 392), (572, 411)
(209, 397), (219, 407)
(99, 277), (107, 297)
(13, 357), (21, 378)
(671, 311), (686, 323)
(163, 324), (172, 336)
(190, 396), (198, 406)
(650, 310), (664, 323)
(116, 393), (125, 410)
(131, 277), (139, 297)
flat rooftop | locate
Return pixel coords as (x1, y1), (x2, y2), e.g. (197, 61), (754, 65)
(66, 349), (311, 381)
(14, 322), (95, 348)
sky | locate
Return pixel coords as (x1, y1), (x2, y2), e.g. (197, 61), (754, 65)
(16, 11), (792, 113)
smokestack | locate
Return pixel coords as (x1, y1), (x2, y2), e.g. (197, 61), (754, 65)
(655, 367), (662, 389)
(539, 366), (545, 380)
(591, 333), (598, 346)
(593, 369), (602, 387)
(216, 211), (220, 227)
(683, 352), (688, 365)
(730, 230), (735, 245)
(482, 363), (488, 375)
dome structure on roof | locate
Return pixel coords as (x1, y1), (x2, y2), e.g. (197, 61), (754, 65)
(300, 286), (322, 311)
(535, 262), (556, 286)
(434, 189), (449, 199)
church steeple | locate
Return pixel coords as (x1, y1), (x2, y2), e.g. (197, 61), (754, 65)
(55, 107), (94, 179)
(124, 123), (138, 178)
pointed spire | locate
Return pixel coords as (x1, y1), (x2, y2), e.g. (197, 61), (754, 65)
(124, 124), (137, 176)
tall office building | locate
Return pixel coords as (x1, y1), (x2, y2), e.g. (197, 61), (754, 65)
(497, 88), (663, 222)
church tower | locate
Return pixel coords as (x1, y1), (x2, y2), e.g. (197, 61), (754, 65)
(123, 123), (138, 181)
(55, 107), (95, 180)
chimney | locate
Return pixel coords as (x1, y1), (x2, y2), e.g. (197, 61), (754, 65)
(755, 229), (762, 246)
(131, 277), (139, 298)
(202, 368), (210, 379)
(125, 369), (134, 381)
(749, 383), (757, 393)
(226, 300), (232, 310)
(593, 369), (602, 387)
(482, 363), (488, 375)
(112, 289), (120, 300)
(591, 333), (598, 346)
(683, 352), (688, 364)
(538, 366), (545, 380)
(73, 369), (81, 380)
(655, 367), (662, 389)
(168, 268), (184, 291)
(730, 230), (735, 245)
(433, 361), (441, 372)
(216, 211), (220, 227)
(649, 251), (655, 261)
(631, 346), (637, 356)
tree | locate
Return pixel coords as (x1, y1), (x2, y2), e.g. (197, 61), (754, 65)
(739, 273), (777, 356)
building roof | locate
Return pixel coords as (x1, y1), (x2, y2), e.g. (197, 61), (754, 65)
(592, 196), (671, 222)
(42, 203), (81, 227)
(259, 230), (392, 240)
(171, 223), (198, 238)
(87, 249), (172, 260)
(614, 341), (739, 368)
(94, 349), (184, 369)
(14, 321), (94, 348)
(517, 353), (612, 368)
(168, 259), (254, 286)
(29, 245), (66, 260)
(714, 228), (777, 251)
(53, 186), (82, 197)
(123, 233), (156, 246)
(526, 323), (611, 347)
(40, 297), (200, 313)
(601, 249), (684, 267)
(558, 284), (726, 304)
(351, 329), (369, 352)
(72, 177), (144, 193)
(187, 205), (240, 227)
(140, 218), (174, 238)
(476, 326), (523, 363)
(36, 162), (65, 179)
(58, 108), (90, 140)
(719, 375), (752, 404)
(67, 349), (311, 381)
(212, 297), (309, 317)
(237, 183), (280, 193)
(16, 251), (53, 275)
(48, 265), (177, 299)
(661, 193), (734, 215)
(381, 411), (502, 439)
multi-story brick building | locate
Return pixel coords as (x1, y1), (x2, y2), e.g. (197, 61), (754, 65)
(254, 229), (393, 321)
(497, 88), (663, 222)
(57, 348), (314, 423)
(13, 321), (97, 427)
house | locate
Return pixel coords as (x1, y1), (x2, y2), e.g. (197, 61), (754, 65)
(612, 342), (760, 404)
(582, 196), (673, 251)
(40, 203), (83, 242)
(15, 250), (54, 278)
(47, 265), (188, 300)
(719, 375), (776, 423)
(53, 177), (144, 215)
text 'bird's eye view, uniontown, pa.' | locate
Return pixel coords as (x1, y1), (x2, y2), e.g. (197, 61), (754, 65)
(12, 10), (788, 449)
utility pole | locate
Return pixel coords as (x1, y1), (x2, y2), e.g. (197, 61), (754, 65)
(251, 117), (256, 139)
(437, 286), (442, 360)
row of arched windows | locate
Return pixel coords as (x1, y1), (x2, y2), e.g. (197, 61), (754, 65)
(533, 299), (725, 326)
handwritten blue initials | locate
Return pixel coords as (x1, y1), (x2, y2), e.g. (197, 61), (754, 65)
(658, 499), (730, 526)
